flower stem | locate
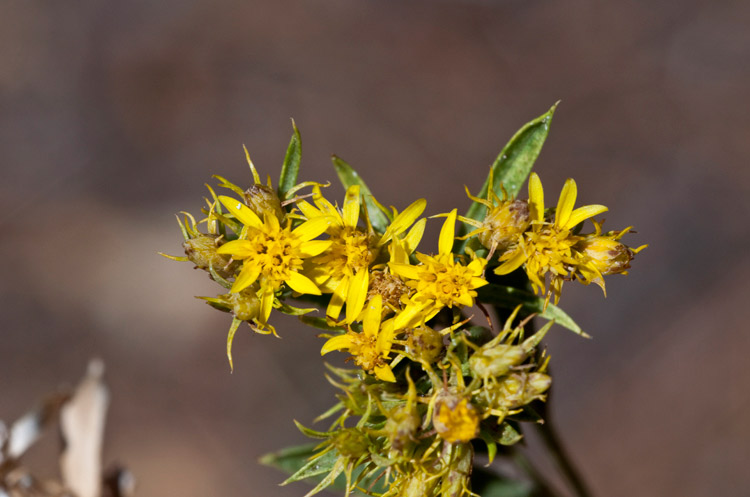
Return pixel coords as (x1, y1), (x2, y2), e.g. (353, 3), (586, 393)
(534, 418), (593, 497)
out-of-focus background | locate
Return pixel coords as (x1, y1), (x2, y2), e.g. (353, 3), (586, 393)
(1, 0), (748, 496)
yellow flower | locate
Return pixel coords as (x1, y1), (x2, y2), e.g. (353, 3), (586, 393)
(495, 173), (608, 305)
(299, 185), (425, 323)
(390, 209), (488, 330)
(432, 394), (480, 444)
(320, 295), (397, 382)
(215, 195), (332, 324)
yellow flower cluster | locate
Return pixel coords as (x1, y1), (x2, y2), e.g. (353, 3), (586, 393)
(165, 119), (645, 497)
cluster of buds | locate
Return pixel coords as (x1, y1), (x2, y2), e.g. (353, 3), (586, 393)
(165, 116), (645, 496)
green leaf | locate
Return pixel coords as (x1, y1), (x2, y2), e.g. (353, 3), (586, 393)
(283, 448), (339, 484)
(476, 284), (587, 337)
(499, 422), (524, 446)
(457, 103), (558, 253)
(278, 120), (302, 200)
(259, 443), (322, 476)
(331, 155), (391, 234)
(472, 469), (535, 497)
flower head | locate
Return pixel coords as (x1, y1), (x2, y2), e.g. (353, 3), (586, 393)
(390, 209), (488, 329)
(300, 185), (425, 323)
(495, 173), (608, 305)
(320, 295), (397, 382)
(216, 195), (331, 324)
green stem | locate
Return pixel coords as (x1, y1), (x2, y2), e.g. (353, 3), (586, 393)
(535, 419), (593, 497)
(511, 448), (558, 497)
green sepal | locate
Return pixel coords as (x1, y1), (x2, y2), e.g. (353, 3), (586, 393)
(294, 419), (334, 439)
(499, 421), (524, 446)
(278, 120), (302, 200)
(456, 103), (558, 253)
(277, 301), (316, 316)
(476, 284), (587, 337)
(479, 428), (499, 465)
(331, 155), (391, 234)
(299, 316), (347, 334)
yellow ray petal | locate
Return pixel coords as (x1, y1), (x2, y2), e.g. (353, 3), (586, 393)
(230, 263), (261, 293)
(528, 173), (544, 223)
(321, 334), (354, 355)
(403, 218), (426, 255)
(345, 269), (369, 324)
(376, 319), (397, 356)
(293, 216), (332, 241)
(363, 295), (383, 338)
(494, 249), (527, 276)
(555, 178), (577, 228)
(216, 239), (254, 258)
(438, 209), (457, 255)
(565, 205), (609, 230)
(342, 185), (361, 228)
(259, 285), (274, 322)
(393, 303), (424, 330)
(379, 198), (426, 246)
(299, 239), (332, 257)
(286, 271), (321, 295)
(373, 364), (396, 383)
(218, 195), (262, 229)
(389, 262), (421, 281)
(296, 200), (323, 220)
(326, 277), (349, 321)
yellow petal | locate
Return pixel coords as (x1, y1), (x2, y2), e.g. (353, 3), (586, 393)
(438, 209), (457, 255)
(379, 198), (426, 246)
(321, 334), (354, 355)
(363, 295), (383, 338)
(389, 262), (421, 280)
(555, 178), (577, 228)
(216, 239), (254, 258)
(565, 205), (609, 230)
(299, 239), (332, 257)
(454, 292), (474, 307)
(342, 185), (361, 228)
(326, 277), (349, 321)
(494, 249), (527, 275)
(293, 216), (332, 241)
(286, 271), (321, 295)
(345, 269), (369, 324)
(259, 285), (274, 322)
(403, 218), (426, 254)
(374, 364), (396, 383)
(470, 277), (488, 289)
(230, 263), (261, 293)
(218, 195), (262, 229)
(312, 187), (339, 218)
(528, 173), (544, 223)
(297, 200), (323, 220)
(393, 304), (423, 330)
(376, 320), (397, 356)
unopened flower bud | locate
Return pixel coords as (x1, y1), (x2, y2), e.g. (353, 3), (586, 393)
(433, 393), (479, 443)
(385, 406), (420, 452)
(576, 236), (634, 275)
(183, 234), (236, 278)
(469, 344), (526, 379)
(228, 290), (261, 322)
(244, 184), (284, 221)
(405, 326), (443, 364)
(478, 200), (530, 252)
(332, 428), (370, 458)
(491, 372), (552, 410)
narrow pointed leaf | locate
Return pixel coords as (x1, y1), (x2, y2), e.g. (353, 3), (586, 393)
(331, 155), (390, 234)
(457, 103), (558, 253)
(279, 120), (302, 200)
(476, 284), (587, 336)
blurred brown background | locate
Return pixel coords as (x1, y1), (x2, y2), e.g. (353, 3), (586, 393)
(1, 0), (749, 496)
